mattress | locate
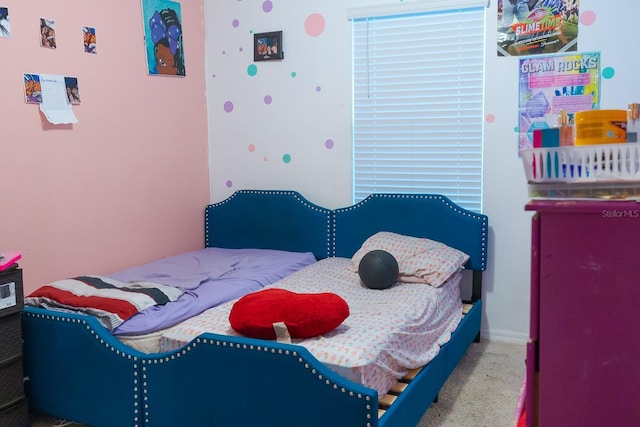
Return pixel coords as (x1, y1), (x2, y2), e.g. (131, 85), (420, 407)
(159, 257), (463, 395)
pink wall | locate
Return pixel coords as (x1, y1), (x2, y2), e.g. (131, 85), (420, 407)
(0, 0), (209, 294)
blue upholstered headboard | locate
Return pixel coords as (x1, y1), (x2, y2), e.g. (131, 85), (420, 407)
(205, 190), (332, 259)
(205, 190), (488, 271)
(332, 194), (488, 271)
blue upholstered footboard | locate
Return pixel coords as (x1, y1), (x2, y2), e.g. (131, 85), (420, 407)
(22, 307), (146, 427)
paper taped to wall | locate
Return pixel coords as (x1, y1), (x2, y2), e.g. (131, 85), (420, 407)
(38, 74), (78, 124)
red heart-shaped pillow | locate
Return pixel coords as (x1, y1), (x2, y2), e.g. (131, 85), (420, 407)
(229, 288), (349, 340)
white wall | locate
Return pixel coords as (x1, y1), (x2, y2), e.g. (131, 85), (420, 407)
(205, 0), (640, 342)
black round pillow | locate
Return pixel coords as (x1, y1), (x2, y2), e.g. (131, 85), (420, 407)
(358, 250), (399, 290)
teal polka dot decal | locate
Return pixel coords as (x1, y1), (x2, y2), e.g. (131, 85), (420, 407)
(602, 67), (615, 79)
(247, 64), (258, 76)
(282, 154), (291, 163)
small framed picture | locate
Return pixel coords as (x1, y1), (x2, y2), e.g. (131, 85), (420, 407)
(254, 31), (283, 61)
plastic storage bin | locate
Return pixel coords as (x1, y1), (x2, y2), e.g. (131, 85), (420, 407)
(522, 143), (640, 199)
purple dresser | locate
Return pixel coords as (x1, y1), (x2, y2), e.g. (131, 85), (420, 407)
(525, 200), (640, 426)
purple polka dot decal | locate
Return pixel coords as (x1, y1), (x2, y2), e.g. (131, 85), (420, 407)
(262, 1), (273, 13)
(264, 95), (272, 105)
(224, 101), (234, 113)
(305, 13), (325, 37)
(232, 19), (239, 28)
(316, 86), (322, 92)
(325, 139), (334, 149)
(226, 180), (233, 188)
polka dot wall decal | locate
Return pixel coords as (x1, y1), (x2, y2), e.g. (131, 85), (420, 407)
(262, 1), (273, 13)
(291, 71), (297, 78)
(486, 114), (496, 123)
(232, 19), (239, 28)
(580, 10), (596, 26)
(248, 144), (256, 152)
(514, 126), (519, 133)
(602, 67), (615, 79)
(305, 13), (326, 37)
(282, 154), (292, 163)
(239, 47), (244, 52)
(316, 86), (321, 92)
(247, 64), (258, 76)
(224, 101), (234, 113)
(325, 139), (334, 149)
(264, 95), (272, 105)
(226, 180), (233, 188)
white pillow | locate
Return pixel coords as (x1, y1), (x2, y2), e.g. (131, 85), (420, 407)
(351, 231), (470, 287)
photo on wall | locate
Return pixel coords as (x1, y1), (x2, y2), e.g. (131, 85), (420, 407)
(0, 7), (10, 38)
(40, 18), (56, 49)
(141, 0), (186, 76)
(64, 77), (81, 104)
(24, 73), (42, 104)
(83, 26), (96, 54)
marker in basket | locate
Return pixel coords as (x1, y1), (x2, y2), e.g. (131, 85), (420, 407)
(627, 103), (639, 142)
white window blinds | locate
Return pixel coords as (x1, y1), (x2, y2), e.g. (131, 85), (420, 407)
(352, 6), (486, 212)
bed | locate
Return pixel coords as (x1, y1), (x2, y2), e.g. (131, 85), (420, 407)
(22, 190), (488, 427)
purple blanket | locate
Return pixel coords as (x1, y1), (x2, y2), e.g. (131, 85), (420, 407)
(108, 248), (316, 336)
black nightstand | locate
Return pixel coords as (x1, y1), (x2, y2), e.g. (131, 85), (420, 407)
(0, 266), (28, 427)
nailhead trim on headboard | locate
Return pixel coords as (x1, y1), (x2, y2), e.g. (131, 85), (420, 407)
(332, 193), (488, 269)
(205, 191), (488, 269)
(205, 190), (333, 258)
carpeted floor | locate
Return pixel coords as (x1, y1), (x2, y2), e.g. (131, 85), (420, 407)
(417, 340), (526, 427)
(31, 340), (525, 427)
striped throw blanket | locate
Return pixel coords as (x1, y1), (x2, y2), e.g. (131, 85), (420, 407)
(25, 275), (184, 331)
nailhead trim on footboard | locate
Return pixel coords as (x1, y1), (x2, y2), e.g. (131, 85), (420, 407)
(141, 337), (378, 427)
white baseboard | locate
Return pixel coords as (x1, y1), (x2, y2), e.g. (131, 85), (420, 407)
(480, 328), (528, 345)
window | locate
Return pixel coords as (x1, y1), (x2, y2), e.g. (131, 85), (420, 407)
(351, 4), (486, 212)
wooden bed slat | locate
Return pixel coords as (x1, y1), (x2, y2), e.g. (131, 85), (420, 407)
(379, 394), (397, 407)
(402, 367), (422, 381)
(462, 303), (473, 315)
(389, 382), (408, 394)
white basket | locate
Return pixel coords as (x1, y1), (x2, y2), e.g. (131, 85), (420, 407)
(522, 143), (640, 183)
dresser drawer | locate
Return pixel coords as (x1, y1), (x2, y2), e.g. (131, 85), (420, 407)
(0, 395), (29, 427)
(0, 354), (25, 408)
(0, 313), (22, 361)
